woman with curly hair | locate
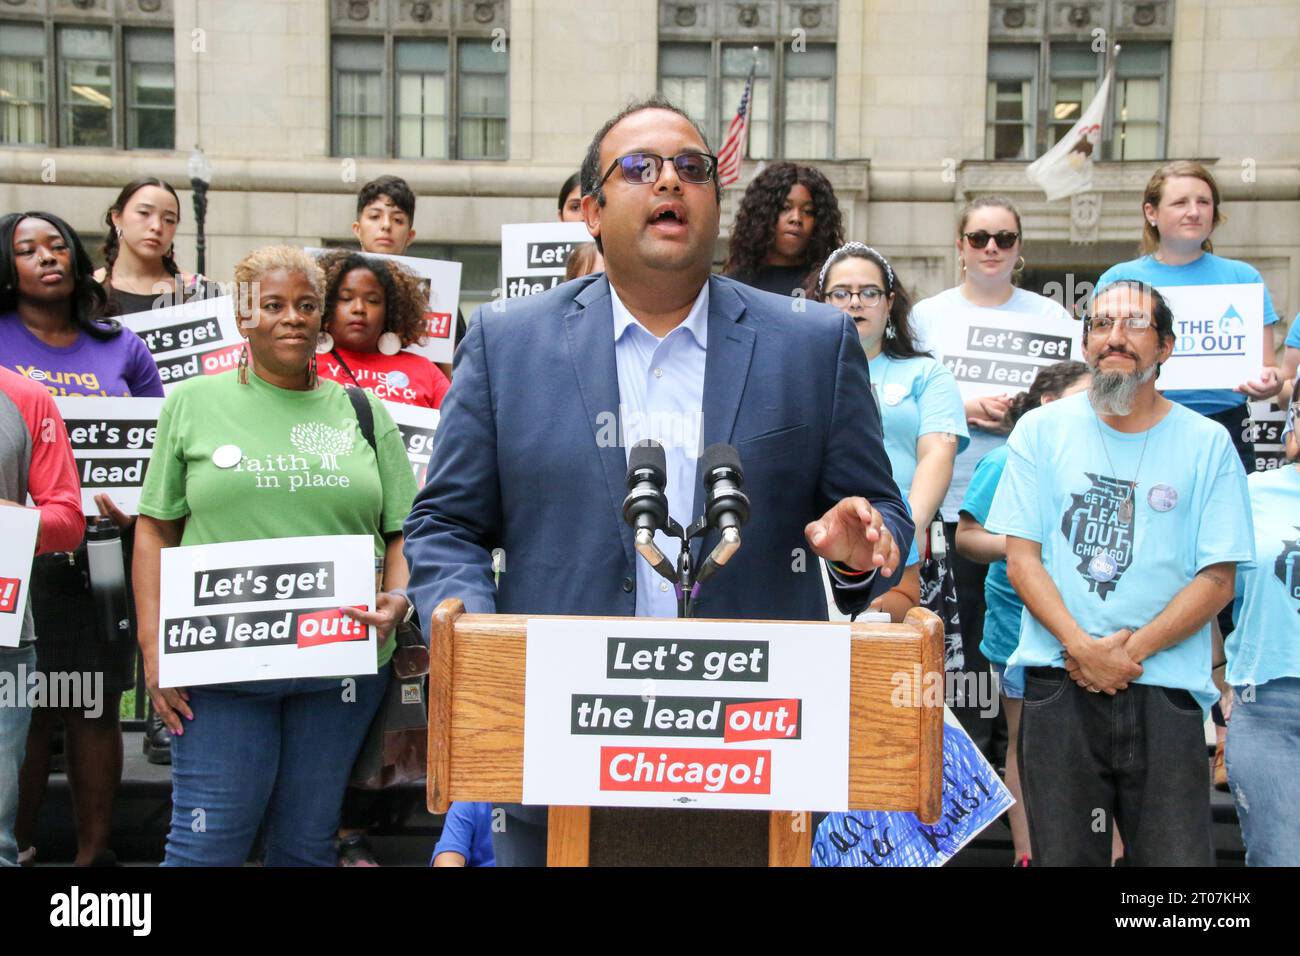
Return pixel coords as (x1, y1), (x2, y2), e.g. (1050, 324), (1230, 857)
(316, 251), (450, 409)
(723, 162), (843, 297)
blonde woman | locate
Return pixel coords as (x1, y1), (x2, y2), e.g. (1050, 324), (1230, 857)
(133, 246), (417, 866)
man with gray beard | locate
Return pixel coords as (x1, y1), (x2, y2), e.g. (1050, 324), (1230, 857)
(983, 280), (1253, 865)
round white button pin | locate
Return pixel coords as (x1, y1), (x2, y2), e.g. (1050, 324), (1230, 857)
(212, 444), (242, 469)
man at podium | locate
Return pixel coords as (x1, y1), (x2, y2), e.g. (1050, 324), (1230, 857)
(404, 96), (913, 865)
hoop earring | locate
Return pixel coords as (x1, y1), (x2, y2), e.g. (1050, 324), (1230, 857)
(237, 342), (249, 385)
(1014, 256), (1026, 273)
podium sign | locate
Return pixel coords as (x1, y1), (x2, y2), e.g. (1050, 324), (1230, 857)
(522, 618), (851, 812)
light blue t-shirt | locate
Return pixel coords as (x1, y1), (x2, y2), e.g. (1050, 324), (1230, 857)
(1227, 466), (1300, 689)
(867, 352), (969, 499)
(1288, 312), (1300, 349)
(1096, 253), (1279, 416)
(910, 286), (1072, 521)
(985, 392), (1254, 712)
(960, 445), (1020, 665)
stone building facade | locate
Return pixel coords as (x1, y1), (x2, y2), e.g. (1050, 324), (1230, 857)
(0, 0), (1295, 343)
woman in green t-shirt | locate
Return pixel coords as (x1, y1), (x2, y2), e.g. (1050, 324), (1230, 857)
(133, 246), (419, 867)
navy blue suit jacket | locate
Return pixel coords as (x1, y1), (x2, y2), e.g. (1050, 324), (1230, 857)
(403, 273), (913, 623)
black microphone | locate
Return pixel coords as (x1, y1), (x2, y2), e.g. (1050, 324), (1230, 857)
(696, 443), (750, 583)
(622, 440), (674, 581)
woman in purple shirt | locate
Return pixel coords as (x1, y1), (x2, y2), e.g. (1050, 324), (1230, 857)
(0, 211), (161, 867)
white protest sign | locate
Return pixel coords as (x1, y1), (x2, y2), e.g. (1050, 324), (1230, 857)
(0, 506), (41, 647)
(306, 248), (461, 365)
(116, 295), (242, 393)
(382, 400), (439, 487)
(927, 308), (1082, 401)
(158, 534), (377, 687)
(522, 618), (850, 811)
(500, 222), (594, 299)
(54, 397), (164, 516)
(1246, 400), (1289, 472)
(1156, 284), (1263, 391)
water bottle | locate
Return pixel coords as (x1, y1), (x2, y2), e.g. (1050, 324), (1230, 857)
(85, 517), (130, 644)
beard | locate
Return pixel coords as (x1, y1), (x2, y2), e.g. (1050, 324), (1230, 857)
(1087, 361), (1156, 416)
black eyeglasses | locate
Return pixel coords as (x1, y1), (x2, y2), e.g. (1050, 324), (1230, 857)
(598, 152), (718, 188)
(963, 230), (1021, 250)
(827, 287), (886, 306)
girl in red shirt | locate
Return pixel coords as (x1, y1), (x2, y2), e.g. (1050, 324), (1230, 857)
(317, 251), (450, 409)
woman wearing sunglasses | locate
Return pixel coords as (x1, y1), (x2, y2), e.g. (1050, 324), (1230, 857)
(724, 163), (843, 297)
(810, 242), (967, 623)
(1224, 386), (1300, 866)
(910, 195), (1072, 746)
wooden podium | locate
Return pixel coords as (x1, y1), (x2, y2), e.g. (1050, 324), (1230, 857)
(426, 598), (944, 867)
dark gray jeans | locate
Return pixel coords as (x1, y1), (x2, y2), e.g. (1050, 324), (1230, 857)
(1019, 667), (1214, 867)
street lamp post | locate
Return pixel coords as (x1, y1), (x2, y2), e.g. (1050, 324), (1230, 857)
(187, 147), (213, 276)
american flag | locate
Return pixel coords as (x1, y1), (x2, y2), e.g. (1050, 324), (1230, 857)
(715, 62), (756, 188)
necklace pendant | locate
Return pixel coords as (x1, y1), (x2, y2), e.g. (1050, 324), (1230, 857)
(1120, 497), (1134, 524)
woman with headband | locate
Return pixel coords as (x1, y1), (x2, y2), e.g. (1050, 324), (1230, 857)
(811, 242), (967, 623)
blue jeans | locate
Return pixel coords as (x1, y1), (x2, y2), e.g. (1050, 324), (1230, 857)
(1226, 677), (1300, 867)
(163, 668), (388, 867)
(0, 645), (37, 867)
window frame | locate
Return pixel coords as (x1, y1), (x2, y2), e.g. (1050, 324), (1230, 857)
(984, 40), (1169, 161)
(657, 38), (836, 162)
(0, 17), (175, 151)
(0, 20), (50, 147)
(330, 31), (509, 161)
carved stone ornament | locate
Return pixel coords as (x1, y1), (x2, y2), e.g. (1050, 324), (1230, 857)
(738, 3), (758, 27)
(472, 0), (494, 23)
(1003, 5), (1026, 29)
(799, 4), (822, 29)
(675, 3), (697, 27)
(1070, 191), (1102, 244)
(347, 0), (371, 21)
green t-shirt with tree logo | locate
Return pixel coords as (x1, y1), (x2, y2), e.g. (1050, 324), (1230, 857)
(139, 370), (418, 668)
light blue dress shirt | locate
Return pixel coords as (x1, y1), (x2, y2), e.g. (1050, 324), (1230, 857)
(611, 282), (875, 619)
(611, 283), (710, 618)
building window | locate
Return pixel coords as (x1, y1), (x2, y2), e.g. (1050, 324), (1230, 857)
(658, 40), (833, 160)
(58, 27), (114, 148)
(0, 17), (173, 150)
(986, 45), (1036, 160)
(985, 41), (1168, 161)
(396, 39), (448, 160)
(656, 0), (836, 162)
(331, 33), (508, 160)
(0, 22), (47, 146)
(1112, 43), (1167, 161)
(334, 37), (385, 158)
(125, 30), (175, 150)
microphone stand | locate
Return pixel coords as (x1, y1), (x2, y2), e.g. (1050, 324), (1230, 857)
(640, 516), (718, 619)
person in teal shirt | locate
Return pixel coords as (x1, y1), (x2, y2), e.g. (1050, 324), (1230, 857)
(986, 281), (1254, 866)
(1096, 161), (1283, 474)
(957, 360), (1090, 866)
(1224, 389), (1300, 866)
(813, 242), (967, 625)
